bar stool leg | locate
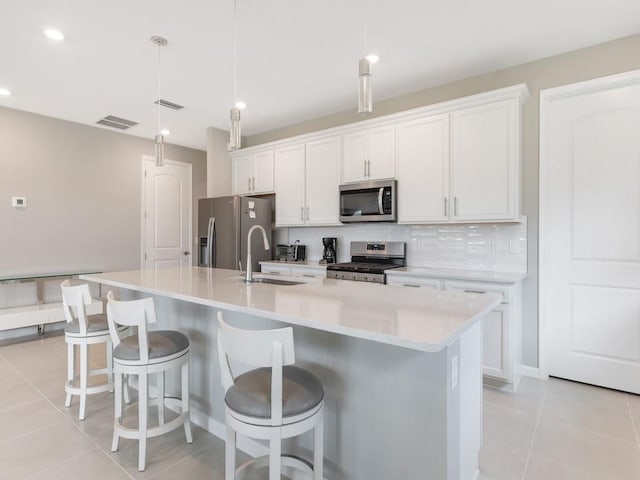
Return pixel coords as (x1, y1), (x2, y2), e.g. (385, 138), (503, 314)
(182, 361), (193, 443)
(157, 372), (165, 426)
(269, 431), (281, 480)
(123, 375), (131, 404)
(314, 420), (324, 480)
(138, 372), (148, 472)
(106, 340), (114, 393)
(225, 425), (236, 480)
(112, 372), (122, 452)
(79, 342), (88, 420)
(65, 342), (74, 407)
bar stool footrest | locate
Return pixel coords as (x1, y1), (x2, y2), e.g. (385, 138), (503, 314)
(114, 412), (189, 440)
(236, 454), (313, 479)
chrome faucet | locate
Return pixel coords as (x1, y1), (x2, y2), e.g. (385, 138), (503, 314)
(245, 225), (270, 283)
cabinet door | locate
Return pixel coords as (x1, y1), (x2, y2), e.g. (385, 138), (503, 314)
(232, 155), (253, 195)
(253, 150), (275, 193)
(386, 274), (443, 289)
(368, 125), (395, 180)
(397, 115), (450, 223)
(482, 305), (509, 380)
(451, 99), (518, 222)
(342, 131), (368, 183)
(260, 264), (292, 276)
(306, 136), (341, 225)
(274, 144), (306, 226)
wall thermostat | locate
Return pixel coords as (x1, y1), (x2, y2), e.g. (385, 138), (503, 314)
(12, 196), (26, 208)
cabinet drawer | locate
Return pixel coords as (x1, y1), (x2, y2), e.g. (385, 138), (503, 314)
(291, 267), (326, 279)
(444, 280), (510, 304)
(386, 275), (443, 289)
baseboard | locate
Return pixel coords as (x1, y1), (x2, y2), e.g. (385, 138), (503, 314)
(521, 365), (545, 379)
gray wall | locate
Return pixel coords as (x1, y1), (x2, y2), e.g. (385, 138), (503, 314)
(245, 33), (640, 368)
(206, 126), (232, 198)
(0, 107), (206, 277)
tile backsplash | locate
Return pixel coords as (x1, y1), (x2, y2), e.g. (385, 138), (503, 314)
(282, 217), (527, 273)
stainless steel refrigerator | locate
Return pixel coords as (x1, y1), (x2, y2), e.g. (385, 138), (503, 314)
(198, 196), (272, 272)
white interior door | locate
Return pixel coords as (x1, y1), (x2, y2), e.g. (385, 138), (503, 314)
(143, 157), (192, 270)
(540, 71), (640, 393)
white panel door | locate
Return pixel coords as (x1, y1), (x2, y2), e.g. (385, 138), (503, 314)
(232, 154), (253, 195)
(274, 144), (305, 226)
(253, 150), (274, 193)
(451, 99), (518, 222)
(342, 131), (368, 183)
(143, 157), (192, 270)
(397, 114), (450, 223)
(368, 125), (396, 180)
(541, 74), (640, 393)
(306, 136), (341, 225)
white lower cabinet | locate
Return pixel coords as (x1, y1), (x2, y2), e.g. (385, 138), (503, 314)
(387, 273), (522, 390)
(260, 263), (326, 281)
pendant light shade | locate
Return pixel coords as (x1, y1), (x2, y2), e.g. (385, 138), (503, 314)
(151, 35), (168, 166)
(358, 57), (373, 114)
(229, 107), (241, 151)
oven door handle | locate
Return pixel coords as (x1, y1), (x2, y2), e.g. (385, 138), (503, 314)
(378, 188), (384, 215)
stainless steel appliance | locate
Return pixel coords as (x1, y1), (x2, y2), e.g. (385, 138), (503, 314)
(198, 196), (272, 272)
(320, 237), (337, 264)
(339, 179), (397, 223)
(326, 241), (405, 284)
(275, 242), (306, 262)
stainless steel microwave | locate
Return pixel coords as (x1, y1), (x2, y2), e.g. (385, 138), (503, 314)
(339, 179), (397, 223)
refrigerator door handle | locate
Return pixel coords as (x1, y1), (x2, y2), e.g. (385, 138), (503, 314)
(207, 217), (216, 267)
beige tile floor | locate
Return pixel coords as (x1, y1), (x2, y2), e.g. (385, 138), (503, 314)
(1, 333), (639, 479)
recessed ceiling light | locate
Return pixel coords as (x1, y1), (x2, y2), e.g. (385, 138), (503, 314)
(160, 129), (170, 136)
(44, 28), (65, 41)
(234, 101), (247, 110)
(365, 53), (379, 64)
(0, 88), (11, 96)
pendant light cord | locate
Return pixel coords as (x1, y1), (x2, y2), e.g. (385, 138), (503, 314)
(157, 42), (161, 134)
(233, 0), (238, 104)
(363, 24), (367, 57)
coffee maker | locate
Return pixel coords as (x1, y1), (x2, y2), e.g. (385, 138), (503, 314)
(320, 237), (337, 264)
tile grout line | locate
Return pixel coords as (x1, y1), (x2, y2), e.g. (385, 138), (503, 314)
(0, 341), (136, 480)
(520, 380), (549, 480)
(625, 394), (640, 453)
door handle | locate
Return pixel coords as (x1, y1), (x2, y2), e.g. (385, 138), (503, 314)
(183, 251), (190, 256)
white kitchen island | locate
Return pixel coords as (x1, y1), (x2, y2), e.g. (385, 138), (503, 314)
(81, 267), (500, 480)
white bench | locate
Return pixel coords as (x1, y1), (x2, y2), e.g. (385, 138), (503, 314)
(0, 273), (102, 333)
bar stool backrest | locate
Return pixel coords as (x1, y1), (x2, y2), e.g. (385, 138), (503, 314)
(60, 280), (93, 336)
(217, 311), (295, 425)
(106, 291), (157, 364)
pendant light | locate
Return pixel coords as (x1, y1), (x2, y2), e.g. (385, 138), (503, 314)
(358, 26), (378, 115)
(151, 35), (168, 166)
(228, 0), (245, 151)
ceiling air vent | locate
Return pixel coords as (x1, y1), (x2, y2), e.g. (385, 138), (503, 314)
(96, 115), (138, 130)
(154, 98), (184, 110)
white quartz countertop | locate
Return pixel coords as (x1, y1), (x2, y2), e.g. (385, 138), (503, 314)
(388, 266), (527, 284)
(80, 267), (500, 353)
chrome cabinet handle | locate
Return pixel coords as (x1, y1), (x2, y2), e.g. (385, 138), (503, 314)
(464, 289), (486, 294)
(454, 196), (459, 216)
(300, 206), (304, 221)
(302, 274), (315, 278)
(306, 206), (310, 221)
(252, 177), (256, 191)
(403, 283), (421, 288)
(444, 197), (448, 216)
(364, 160), (367, 177)
(367, 160), (371, 177)
(248, 178), (251, 191)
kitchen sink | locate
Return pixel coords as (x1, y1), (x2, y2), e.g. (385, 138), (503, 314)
(236, 276), (305, 286)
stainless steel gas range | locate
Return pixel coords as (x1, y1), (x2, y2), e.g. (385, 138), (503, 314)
(326, 241), (406, 284)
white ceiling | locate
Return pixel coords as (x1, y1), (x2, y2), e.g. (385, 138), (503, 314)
(2, 1), (640, 151)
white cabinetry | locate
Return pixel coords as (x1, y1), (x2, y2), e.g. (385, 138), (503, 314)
(397, 97), (522, 224)
(260, 262), (326, 281)
(274, 137), (341, 227)
(386, 272), (522, 390)
(232, 150), (274, 195)
(342, 125), (395, 183)
(450, 99), (519, 222)
(397, 115), (450, 223)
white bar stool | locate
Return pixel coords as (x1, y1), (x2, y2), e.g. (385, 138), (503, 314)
(106, 291), (193, 472)
(217, 311), (324, 480)
(61, 280), (126, 420)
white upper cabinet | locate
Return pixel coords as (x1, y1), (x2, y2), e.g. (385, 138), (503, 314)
(232, 150), (275, 195)
(274, 138), (341, 227)
(342, 124), (395, 183)
(305, 136), (341, 226)
(274, 144), (306, 226)
(450, 99), (519, 222)
(397, 96), (523, 224)
(397, 114), (450, 223)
